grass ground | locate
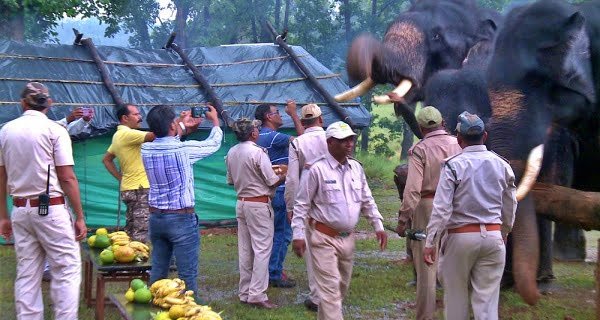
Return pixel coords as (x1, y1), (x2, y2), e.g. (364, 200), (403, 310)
(0, 186), (596, 319)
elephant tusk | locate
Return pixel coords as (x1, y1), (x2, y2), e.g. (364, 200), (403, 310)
(334, 78), (376, 102)
(516, 144), (544, 201)
(372, 79), (413, 105)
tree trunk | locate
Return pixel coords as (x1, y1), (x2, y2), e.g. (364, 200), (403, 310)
(370, 0), (377, 32)
(133, 14), (151, 49)
(7, 1), (25, 41)
(203, 0), (211, 37)
(174, 0), (190, 48)
(532, 183), (600, 230)
(342, 0), (352, 45)
(283, 0), (291, 30)
(274, 0), (282, 29)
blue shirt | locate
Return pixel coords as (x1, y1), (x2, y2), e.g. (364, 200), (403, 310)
(141, 127), (223, 210)
(257, 127), (291, 165)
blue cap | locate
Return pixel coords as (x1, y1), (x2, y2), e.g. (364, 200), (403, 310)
(456, 111), (484, 135)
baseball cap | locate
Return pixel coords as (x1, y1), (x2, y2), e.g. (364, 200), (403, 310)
(416, 106), (442, 128)
(21, 82), (51, 108)
(301, 104), (322, 120)
(456, 111), (485, 135)
(325, 121), (357, 139)
(231, 118), (262, 135)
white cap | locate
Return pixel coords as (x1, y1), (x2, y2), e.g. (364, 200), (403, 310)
(325, 121), (357, 139)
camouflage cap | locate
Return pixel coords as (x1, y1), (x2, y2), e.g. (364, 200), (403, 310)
(416, 106), (443, 128)
(21, 82), (51, 108)
(456, 111), (485, 135)
(231, 118), (262, 135)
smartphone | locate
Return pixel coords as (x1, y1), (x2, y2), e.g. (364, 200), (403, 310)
(81, 107), (92, 117)
(191, 106), (209, 118)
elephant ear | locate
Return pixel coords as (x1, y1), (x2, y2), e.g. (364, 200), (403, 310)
(475, 19), (497, 42)
(543, 12), (596, 105)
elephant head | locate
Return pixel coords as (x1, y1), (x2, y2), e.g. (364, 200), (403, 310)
(335, 0), (497, 137)
(485, 0), (600, 305)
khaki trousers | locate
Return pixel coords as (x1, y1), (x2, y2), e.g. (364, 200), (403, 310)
(236, 200), (274, 303)
(439, 228), (505, 320)
(307, 223), (354, 320)
(304, 229), (321, 304)
(411, 198), (437, 320)
(12, 203), (81, 320)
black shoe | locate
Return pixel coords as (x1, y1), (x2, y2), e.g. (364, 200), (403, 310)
(304, 298), (318, 312)
(269, 279), (296, 288)
(42, 269), (51, 282)
(406, 280), (416, 287)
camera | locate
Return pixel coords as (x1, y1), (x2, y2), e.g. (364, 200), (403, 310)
(191, 106), (209, 118)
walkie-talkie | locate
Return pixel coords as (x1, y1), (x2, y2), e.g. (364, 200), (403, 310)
(38, 164), (50, 216)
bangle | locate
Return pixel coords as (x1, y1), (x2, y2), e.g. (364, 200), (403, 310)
(178, 122), (187, 135)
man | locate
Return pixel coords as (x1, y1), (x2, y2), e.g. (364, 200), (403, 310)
(56, 107), (95, 136)
(292, 121), (388, 320)
(396, 106), (462, 320)
(423, 111), (517, 320)
(284, 103), (326, 311)
(141, 105), (222, 298)
(226, 118), (285, 309)
(102, 103), (155, 242)
(255, 100), (304, 288)
(0, 82), (87, 320)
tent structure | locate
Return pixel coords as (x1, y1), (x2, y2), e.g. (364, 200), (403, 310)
(0, 37), (369, 233)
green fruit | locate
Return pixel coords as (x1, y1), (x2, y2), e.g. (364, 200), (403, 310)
(130, 278), (146, 291)
(96, 227), (108, 236)
(133, 287), (152, 304)
(99, 249), (114, 264)
(154, 312), (170, 320)
(87, 235), (96, 247)
(94, 235), (111, 249)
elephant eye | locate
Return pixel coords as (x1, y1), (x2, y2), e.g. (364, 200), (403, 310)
(432, 34), (441, 41)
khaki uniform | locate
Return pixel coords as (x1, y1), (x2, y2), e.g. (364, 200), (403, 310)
(0, 110), (81, 320)
(226, 141), (280, 303)
(285, 126), (327, 305)
(398, 130), (461, 320)
(426, 145), (517, 320)
(292, 154), (384, 320)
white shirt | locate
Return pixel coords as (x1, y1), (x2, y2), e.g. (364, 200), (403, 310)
(55, 118), (91, 136)
(425, 145), (517, 247)
(284, 126), (328, 211)
(0, 110), (74, 198)
(292, 153), (384, 240)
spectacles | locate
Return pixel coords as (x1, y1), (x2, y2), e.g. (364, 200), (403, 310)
(268, 110), (280, 116)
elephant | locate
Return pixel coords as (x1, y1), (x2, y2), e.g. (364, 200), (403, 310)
(334, 0), (501, 138)
(483, 0), (600, 305)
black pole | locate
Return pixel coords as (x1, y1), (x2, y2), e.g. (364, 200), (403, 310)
(165, 35), (233, 127)
(79, 38), (124, 107)
(72, 28), (83, 45)
(264, 21), (356, 128)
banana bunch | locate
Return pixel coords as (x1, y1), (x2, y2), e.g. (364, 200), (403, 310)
(108, 231), (131, 246)
(128, 241), (150, 260)
(179, 305), (223, 320)
(150, 278), (191, 309)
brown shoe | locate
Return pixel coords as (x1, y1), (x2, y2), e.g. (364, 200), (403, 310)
(248, 300), (279, 309)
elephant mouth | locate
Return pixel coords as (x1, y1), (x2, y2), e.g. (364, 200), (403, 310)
(334, 78), (413, 104)
(514, 144), (544, 201)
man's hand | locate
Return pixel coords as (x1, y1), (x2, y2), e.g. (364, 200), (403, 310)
(376, 230), (388, 250)
(423, 246), (436, 266)
(287, 211), (293, 224)
(396, 220), (407, 237)
(204, 104), (220, 126)
(285, 99), (297, 116)
(292, 239), (306, 257)
(387, 92), (406, 104)
(66, 108), (84, 124)
(74, 217), (87, 241)
(0, 218), (12, 240)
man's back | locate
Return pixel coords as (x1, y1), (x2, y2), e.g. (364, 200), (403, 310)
(0, 111), (72, 197)
(410, 131), (462, 194)
(226, 142), (279, 197)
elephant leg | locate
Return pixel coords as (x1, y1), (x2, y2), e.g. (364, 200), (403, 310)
(553, 224), (586, 261)
(537, 216), (554, 282)
(512, 195), (541, 305)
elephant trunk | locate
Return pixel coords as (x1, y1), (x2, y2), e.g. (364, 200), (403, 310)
(510, 194), (542, 305)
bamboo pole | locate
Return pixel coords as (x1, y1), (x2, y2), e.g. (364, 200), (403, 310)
(264, 20), (356, 128)
(76, 31), (125, 108)
(164, 33), (233, 127)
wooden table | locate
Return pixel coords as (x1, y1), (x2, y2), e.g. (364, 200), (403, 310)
(109, 293), (163, 320)
(82, 243), (151, 320)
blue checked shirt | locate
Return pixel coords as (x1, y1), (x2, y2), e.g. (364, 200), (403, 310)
(141, 127), (223, 210)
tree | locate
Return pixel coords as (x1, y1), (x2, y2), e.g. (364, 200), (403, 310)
(99, 0), (160, 49)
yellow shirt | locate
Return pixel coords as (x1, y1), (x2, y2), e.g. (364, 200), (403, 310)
(107, 125), (149, 191)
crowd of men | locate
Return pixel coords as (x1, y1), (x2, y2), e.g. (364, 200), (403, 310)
(0, 81), (516, 320)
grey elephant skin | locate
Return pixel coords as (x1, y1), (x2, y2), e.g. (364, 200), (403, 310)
(483, 0), (600, 305)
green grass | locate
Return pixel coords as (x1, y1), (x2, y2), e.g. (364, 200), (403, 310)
(0, 152), (597, 319)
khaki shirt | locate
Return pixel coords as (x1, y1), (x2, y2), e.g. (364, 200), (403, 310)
(0, 110), (74, 198)
(107, 125), (150, 191)
(284, 126), (327, 211)
(425, 145), (517, 247)
(291, 153), (384, 240)
(226, 141), (280, 197)
(398, 130), (461, 223)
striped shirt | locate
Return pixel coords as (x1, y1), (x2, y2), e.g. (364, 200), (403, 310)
(141, 127), (223, 210)
(257, 127), (292, 190)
